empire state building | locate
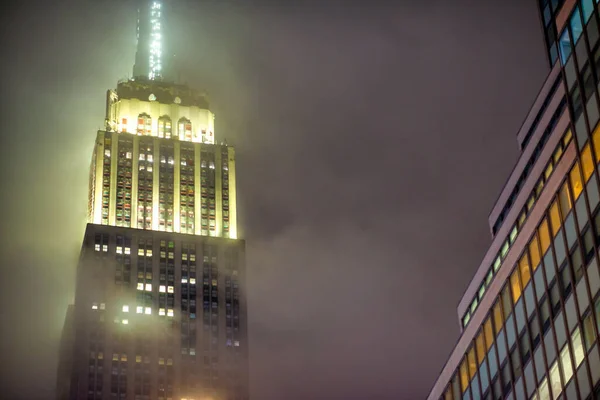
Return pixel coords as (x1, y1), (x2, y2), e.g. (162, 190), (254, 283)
(56, 1), (249, 399)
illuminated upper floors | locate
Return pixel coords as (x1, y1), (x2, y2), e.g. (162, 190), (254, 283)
(88, 131), (237, 239)
(66, 224), (249, 400)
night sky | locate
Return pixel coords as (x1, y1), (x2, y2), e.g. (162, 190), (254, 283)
(0, 1), (548, 399)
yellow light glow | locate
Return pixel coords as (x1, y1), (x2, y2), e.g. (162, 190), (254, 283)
(122, 305), (129, 313)
(122, 319), (129, 325)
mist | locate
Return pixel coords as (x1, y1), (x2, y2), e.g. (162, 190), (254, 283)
(0, 1), (546, 399)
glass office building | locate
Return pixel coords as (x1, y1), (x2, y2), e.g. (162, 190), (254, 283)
(428, 1), (600, 399)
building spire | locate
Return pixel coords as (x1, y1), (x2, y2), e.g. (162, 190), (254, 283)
(133, 0), (166, 80)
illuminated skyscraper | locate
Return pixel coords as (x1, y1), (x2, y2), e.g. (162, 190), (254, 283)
(428, 1), (600, 399)
(57, 2), (249, 399)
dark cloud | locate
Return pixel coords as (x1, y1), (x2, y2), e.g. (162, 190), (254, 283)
(0, 1), (547, 399)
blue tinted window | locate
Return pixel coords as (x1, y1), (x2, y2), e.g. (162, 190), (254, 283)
(560, 29), (572, 64)
(571, 7), (584, 44)
(544, 4), (552, 26)
(582, 0), (594, 23)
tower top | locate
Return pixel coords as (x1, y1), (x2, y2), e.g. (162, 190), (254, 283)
(133, 0), (172, 81)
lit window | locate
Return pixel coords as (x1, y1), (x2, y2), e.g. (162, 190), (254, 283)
(572, 328), (585, 366)
(122, 319), (129, 325)
(137, 283), (144, 291)
(159, 285), (166, 293)
(145, 283), (152, 291)
(139, 154), (145, 161)
(510, 269), (522, 303)
(582, 144), (594, 181)
(559, 29), (572, 64)
(146, 249), (153, 257)
(145, 307), (151, 315)
(190, 254), (195, 261)
(94, 244), (100, 252)
(136, 306), (143, 314)
(190, 278), (196, 285)
(158, 357), (165, 365)
(167, 358), (173, 365)
(124, 247), (130, 255)
(569, 162), (584, 199)
(122, 305), (129, 313)
(116, 246), (122, 254)
(102, 244), (108, 252)
(92, 303), (98, 310)
(112, 353), (119, 361)
(98, 352), (103, 360)
(539, 377), (549, 400)
(126, 152), (132, 159)
(105, 149), (111, 158)
(190, 348), (196, 356)
(182, 253), (188, 261)
(136, 355), (142, 363)
(550, 360), (562, 398)
(560, 343), (573, 383)
(167, 286), (174, 293)
(167, 309), (174, 317)
(182, 277), (188, 284)
(234, 340), (240, 347)
(138, 249), (144, 256)
(159, 308), (166, 316)
(99, 303), (105, 310)
(148, 154), (153, 162)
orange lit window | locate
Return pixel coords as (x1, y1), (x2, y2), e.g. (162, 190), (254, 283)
(510, 269), (522, 303)
(581, 144), (594, 181)
(559, 182), (572, 219)
(554, 145), (564, 164)
(493, 301), (503, 335)
(484, 318), (494, 351)
(528, 235), (541, 272)
(445, 387), (453, 400)
(467, 346), (476, 380)
(476, 332), (485, 365)
(564, 129), (572, 144)
(569, 163), (583, 200)
(538, 218), (551, 257)
(593, 125), (600, 161)
(549, 200), (561, 236)
(460, 358), (469, 392)
(519, 253), (531, 287)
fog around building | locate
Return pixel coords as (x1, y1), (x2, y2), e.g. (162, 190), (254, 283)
(0, 1), (546, 398)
